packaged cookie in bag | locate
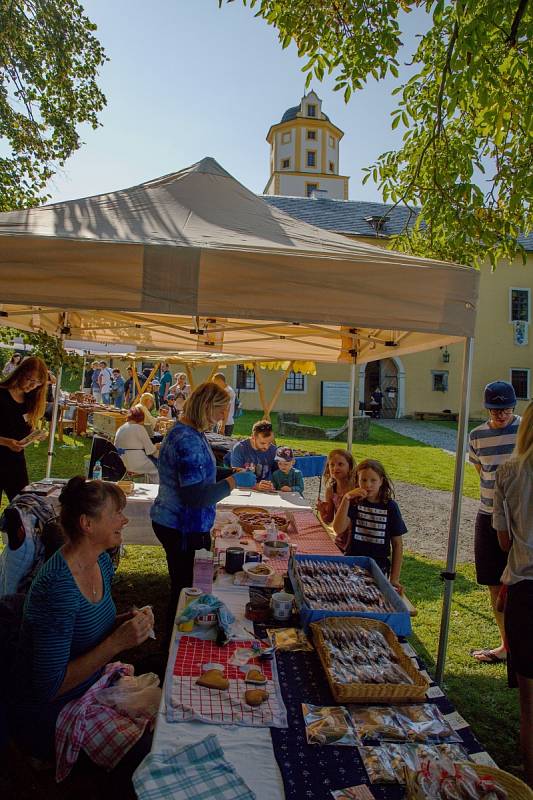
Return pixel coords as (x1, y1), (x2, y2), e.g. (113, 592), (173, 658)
(350, 706), (405, 743)
(303, 704), (358, 746)
(358, 746), (397, 783)
(395, 703), (461, 743)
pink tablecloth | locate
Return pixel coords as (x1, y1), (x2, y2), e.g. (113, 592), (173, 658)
(269, 511), (340, 575)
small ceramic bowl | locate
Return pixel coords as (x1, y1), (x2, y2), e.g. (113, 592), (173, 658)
(242, 562), (274, 584)
(263, 540), (290, 558)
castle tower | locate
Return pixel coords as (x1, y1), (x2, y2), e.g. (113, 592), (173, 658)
(263, 91), (348, 199)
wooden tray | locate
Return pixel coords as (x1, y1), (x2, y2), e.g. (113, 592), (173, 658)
(310, 616), (428, 704)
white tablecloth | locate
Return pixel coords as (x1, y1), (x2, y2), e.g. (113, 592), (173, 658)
(121, 486), (312, 546)
(151, 574), (285, 799)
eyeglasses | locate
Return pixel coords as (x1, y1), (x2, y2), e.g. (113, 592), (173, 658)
(488, 408), (513, 417)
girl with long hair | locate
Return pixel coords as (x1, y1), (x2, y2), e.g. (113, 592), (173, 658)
(493, 402), (533, 786)
(0, 356), (48, 502)
(317, 449), (360, 550)
(332, 458), (407, 588)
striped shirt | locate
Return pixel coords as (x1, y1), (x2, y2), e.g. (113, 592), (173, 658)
(16, 550), (116, 704)
(469, 416), (521, 514)
(346, 499), (407, 568)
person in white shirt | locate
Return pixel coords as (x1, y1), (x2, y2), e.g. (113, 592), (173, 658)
(212, 372), (236, 435)
(114, 406), (159, 483)
(97, 360), (113, 405)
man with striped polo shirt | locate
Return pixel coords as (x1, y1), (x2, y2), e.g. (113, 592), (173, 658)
(469, 381), (521, 664)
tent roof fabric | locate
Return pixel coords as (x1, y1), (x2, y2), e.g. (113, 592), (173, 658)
(0, 157), (479, 363)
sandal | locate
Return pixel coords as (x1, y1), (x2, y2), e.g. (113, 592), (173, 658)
(470, 648), (506, 664)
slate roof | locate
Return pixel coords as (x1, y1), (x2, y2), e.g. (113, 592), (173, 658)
(262, 194), (533, 251)
(280, 106), (330, 124)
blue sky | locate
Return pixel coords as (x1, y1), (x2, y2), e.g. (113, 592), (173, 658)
(46, 0), (424, 204)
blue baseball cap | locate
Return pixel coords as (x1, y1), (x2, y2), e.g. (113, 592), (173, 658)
(484, 381), (516, 409)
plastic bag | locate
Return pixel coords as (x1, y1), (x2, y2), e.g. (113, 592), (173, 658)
(303, 704), (358, 746)
(359, 743), (470, 785)
(350, 706), (405, 742)
(394, 704), (461, 743)
(95, 672), (161, 721)
(268, 627), (313, 652)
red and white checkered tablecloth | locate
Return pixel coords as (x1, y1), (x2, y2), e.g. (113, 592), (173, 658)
(166, 636), (287, 728)
(267, 512), (340, 575)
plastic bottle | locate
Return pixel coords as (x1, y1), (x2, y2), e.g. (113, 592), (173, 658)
(92, 460), (103, 481)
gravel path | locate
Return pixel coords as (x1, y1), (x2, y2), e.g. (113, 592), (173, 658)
(304, 476), (479, 563)
(373, 418), (461, 455)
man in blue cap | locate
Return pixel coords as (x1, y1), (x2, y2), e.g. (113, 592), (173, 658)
(469, 381), (521, 663)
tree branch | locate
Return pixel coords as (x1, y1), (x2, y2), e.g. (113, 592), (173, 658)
(507, 0), (529, 46)
(436, 19), (459, 136)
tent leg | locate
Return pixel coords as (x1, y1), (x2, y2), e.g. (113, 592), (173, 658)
(346, 362), (357, 452)
(185, 365), (196, 392)
(435, 337), (474, 685)
(79, 356), (86, 391)
(265, 362), (293, 418)
(253, 363), (269, 419)
(45, 364), (63, 479)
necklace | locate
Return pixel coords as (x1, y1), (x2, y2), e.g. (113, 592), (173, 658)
(75, 558), (99, 599)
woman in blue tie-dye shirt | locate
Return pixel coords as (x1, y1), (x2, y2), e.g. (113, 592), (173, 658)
(151, 382), (255, 640)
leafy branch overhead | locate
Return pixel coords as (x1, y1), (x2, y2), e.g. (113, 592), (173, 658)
(0, 0), (107, 211)
(223, 0), (532, 267)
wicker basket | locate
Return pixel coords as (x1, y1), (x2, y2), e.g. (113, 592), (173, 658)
(310, 616), (429, 703)
(405, 762), (533, 799)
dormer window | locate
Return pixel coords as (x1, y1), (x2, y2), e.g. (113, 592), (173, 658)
(307, 104), (316, 117)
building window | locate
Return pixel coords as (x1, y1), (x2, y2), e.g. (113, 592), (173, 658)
(281, 158), (290, 169)
(329, 160), (335, 172)
(510, 288), (530, 323)
(510, 368), (530, 400)
(235, 365), (256, 391)
(307, 130), (316, 140)
(431, 371), (448, 392)
(281, 131), (291, 144)
(306, 150), (316, 167)
(329, 135), (335, 147)
(285, 371), (306, 392)
(306, 183), (319, 197)
(307, 104), (316, 117)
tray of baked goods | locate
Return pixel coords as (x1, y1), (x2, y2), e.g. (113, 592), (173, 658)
(230, 506), (293, 535)
(289, 554), (412, 636)
(310, 617), (428, 704)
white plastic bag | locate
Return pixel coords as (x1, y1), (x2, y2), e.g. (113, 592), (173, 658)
(95, 672), (162, 721)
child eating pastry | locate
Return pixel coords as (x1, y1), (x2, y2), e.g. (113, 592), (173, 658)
(271, 447), (305, 495)
(332, 458), (407, 589)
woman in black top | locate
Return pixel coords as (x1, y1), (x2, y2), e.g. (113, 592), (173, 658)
(0, 356), (48, 502)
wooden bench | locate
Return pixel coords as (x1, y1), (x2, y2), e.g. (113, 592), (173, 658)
(413, 411), (458, 422)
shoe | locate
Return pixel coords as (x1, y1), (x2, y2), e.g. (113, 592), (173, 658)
(470, 648), (506, 664)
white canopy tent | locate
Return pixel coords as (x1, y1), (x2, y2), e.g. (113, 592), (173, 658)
(0, 157), (479, 682)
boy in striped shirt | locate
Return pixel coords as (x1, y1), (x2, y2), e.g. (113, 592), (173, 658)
(469, 381), (521, 664)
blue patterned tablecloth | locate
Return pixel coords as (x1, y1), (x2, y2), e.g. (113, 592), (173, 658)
(269, 647), (493, 800)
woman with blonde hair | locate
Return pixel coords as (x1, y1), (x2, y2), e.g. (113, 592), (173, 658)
(150, 382), (255, 640)
(114, 406), (160, 483)
(0, 356), (48, 502)
(139, 392), (156, 435)
(493, 402), (533, 786)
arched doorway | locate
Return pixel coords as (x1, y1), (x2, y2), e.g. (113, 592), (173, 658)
(359, 357), (403, 419)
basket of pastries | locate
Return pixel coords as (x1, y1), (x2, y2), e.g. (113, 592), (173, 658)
(231, 506), (290, 535)
(310, 616), (429, 704)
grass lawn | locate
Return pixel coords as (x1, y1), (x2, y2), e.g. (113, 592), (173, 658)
(2, 414), (521, 775)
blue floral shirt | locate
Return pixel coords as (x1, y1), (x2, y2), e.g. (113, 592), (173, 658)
(150, 422), (217, 532)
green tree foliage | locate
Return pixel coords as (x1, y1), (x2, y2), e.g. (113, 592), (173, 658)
(223, 0), (532, 267)
(0, 326), (82, 376)
(0, 0), (107, 211)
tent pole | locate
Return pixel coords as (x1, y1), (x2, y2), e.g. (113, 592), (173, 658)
(253, 363), (269, 419)
(185, 365), (196, 391)
(435, 337), (474, 685)
(45, 363), (63, 478)
(266, 361), (294, 418)
(79, 355), (86, 391)
(346, 362), (357, 452)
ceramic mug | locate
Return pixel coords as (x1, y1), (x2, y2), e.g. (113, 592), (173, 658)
(271, 591), (294, 622)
